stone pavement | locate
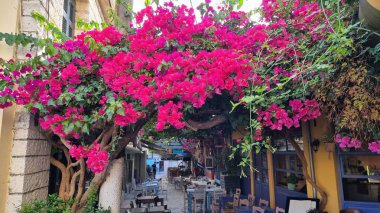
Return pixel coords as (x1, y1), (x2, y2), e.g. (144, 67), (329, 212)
(121, 172), (185, 213)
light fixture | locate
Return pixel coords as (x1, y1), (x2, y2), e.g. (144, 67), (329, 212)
(312, 139), (320, 152)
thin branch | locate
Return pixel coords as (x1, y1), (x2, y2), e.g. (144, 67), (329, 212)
(50, 156), (70, 200)
(68, 170), (80, 199)
(185, 115), (227, 131)
(75, 159), (86, 201)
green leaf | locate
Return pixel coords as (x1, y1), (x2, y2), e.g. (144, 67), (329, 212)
(144, 0), (151, 6)
(117, 108), (125, 116)
(237, 0), (244, 9)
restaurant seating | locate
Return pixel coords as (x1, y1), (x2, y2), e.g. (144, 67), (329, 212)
(252, 206), (265, 213)
(158, 181), (168, 199)
(248, 194), (255, 207)
(235, 188), (242, 196)
(221, 194), (240, 213)
(192, 186), (206, 213)
(258, 198), (269, 207)
(211, 189), (226, 213)
(275, 207), (285, 213)
(239, 199), (249, 206)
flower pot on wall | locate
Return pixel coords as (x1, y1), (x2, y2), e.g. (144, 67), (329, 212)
(287, 183), (296, 190)
(324, 143), (336, 152)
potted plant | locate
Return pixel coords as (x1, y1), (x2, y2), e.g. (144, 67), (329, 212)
(287, 174), (298, 190)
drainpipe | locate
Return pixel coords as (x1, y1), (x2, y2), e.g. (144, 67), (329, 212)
(306, 121), (317, 198)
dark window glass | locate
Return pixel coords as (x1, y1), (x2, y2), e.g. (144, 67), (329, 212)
(62, 0), (75, 37)
(342, 178), (380, 202)
(340, 154), (380, 203)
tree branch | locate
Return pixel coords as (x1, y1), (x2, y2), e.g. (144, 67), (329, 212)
(50, 156), (70, 200)
(185, 115), (227, 131)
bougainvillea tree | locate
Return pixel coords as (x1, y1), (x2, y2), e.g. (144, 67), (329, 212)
(1, 0), (379, 211)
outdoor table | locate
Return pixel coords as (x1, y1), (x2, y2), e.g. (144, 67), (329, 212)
(130, 207), (147, 213)
(142, 182), (159, 195)
(191, 181), (208, 186)
(147, 206), (166, 213)
(235, 206), (274, 213)
(187, 186), (221, 213)
(136, 196), (163, 207)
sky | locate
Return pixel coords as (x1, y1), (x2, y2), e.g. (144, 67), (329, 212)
(133, 0), (263, 18)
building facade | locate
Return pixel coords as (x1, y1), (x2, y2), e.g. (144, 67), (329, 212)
(0, 1), (120, 212)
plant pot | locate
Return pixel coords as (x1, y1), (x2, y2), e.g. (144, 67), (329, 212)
(287, 183), (296, 190)
(324, 143), (336, 152)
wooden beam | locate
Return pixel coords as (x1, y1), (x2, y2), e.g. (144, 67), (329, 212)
(267, 150), (276, 209)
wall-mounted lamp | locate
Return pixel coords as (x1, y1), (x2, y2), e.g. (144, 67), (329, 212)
(312, 139), (320, 152)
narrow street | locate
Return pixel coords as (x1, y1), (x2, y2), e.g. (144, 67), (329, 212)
(121, 172), (185, 213)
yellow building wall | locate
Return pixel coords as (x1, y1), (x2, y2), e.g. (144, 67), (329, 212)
(0, 0), (19, 211)
(302, 117), (341, 213)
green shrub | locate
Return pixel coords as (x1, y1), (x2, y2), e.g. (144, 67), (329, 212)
(18, 194), (73, 213)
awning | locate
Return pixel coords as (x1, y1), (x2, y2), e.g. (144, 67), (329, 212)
(141, 140), (167, 151)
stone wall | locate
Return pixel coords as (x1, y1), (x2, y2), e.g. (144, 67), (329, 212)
(6, 107), (51, 212)
(5, 1), (110, 212)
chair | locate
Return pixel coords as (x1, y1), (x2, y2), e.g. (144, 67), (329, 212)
(212, 190), (226, 213)
(340, 209), (362, 213)
(192, 186), (206, 213)
(248, 194), (255, 206)
(258, 198), (269, 207)
(253, 206), (265, 213)
(275, 207), (285, 213)
(158, 181), (168, 199)
(183, 185), (189, 213)
(233, 194), (240, 207)
(221, 194), (239, 213)
(239, 199), (249, 206)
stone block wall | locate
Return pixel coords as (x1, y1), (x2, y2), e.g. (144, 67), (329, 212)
(6, 107), (51, 212)
(5, 0), (111, 212)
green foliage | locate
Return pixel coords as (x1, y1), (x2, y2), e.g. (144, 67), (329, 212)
(0, 32), (37, 47)
(84, 188), (111, 213)
(76, 18), (108, 31)
(18, 194), (73, 213)
(31, 12), (69, 41)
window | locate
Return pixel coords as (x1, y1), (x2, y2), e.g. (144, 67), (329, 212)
(339, 153), (380, 203)
(254, 152), (268, 183)
(62, 0), (75, 37)
(273, 133), (307, 194)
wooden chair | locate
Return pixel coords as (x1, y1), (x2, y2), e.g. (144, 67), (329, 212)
(258, 198), (269, 207)
(248, 194), (255, 206)
(340, 209), (362, 213)
(221, 194), (240, 213)
(158, 181), (168, 199)
(253, 206), (265, 213)
(239, 199), (249, 206)
(192, 186), (206, 213)
(275, 207), (285, 213)
(212, 190), (226, 213)
(233, 194), (240, 207)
